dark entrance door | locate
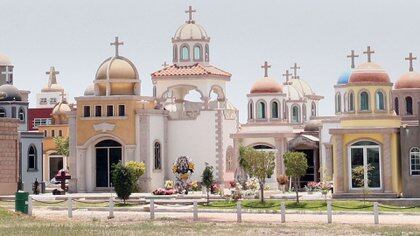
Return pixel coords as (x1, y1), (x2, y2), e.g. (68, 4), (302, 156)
(299, 149), (314, 187)
(95, 140), (122, 187)
(49, 156), (63, 180)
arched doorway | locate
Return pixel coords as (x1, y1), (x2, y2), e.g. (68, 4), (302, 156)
(349, 140), (381, 189)
(95, 140), (122, 187)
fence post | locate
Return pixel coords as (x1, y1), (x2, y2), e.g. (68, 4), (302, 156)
(373, 202), (379, 224)
(108, 197), (114, 219)
(237, 200), (242, 223)
(281, 202), (286, 223)
(193, 201), (198, 221)
(67, 196), (73, 218)
(27, 196), (33, 216)
(327, 200), (332, 224)
(150, 199), (155, 220)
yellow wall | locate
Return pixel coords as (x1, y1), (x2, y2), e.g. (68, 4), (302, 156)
(346, 84), (393, 115)
(38, 124), (69, 153)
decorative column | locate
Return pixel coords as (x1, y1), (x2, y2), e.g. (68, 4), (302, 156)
(76, 148), (87, 192)
(138, 113), (151, 192)
(323, 143), (333, 181)
(275, 137), (285, 176)
(67, 111), (78, 192)
(334, 135), (344, 193)
(383, 133), (392, 193)
(125, 146), (136, 162)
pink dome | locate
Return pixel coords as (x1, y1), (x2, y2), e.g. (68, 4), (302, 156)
(250, 77), (283, 94)
(349, 62), (390, 83)
(395, 71), (420, 89)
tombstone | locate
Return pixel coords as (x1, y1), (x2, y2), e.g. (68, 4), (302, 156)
(55, 169), (71, 193)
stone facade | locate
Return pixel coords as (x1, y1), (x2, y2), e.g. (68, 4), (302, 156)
(0, 118), (19, 195)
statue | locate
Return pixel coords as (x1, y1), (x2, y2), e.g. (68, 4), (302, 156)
(172, 156), (195, 194)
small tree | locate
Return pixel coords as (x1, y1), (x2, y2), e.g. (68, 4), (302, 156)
(283, 151), (308, 204)
(53, 136), (69, 157)
(111, 162), (135, 204)
(240, 146), (275, 203)
(202, 164), (215, 204)
(126, 161), (146, 192)
(352, 165), (373, 205)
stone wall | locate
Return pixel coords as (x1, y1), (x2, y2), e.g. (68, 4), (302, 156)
(0, 118), (19, 195)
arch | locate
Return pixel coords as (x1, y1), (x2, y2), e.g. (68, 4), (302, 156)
(335, 92), (341, 113)
(18, 107), (25, 122)
(359, 90), (370, 111)
(28, 144), (38, 170)
(154, 141), (162, 170)
(375, 89), (386, 111)
(81, 133), (126, 149)
(193, 44), (203, 61)
(173, 45), (178, 61)
(394, 97), (399, 115)
(208, 85), (225, 101)
(248, 100), (254, 120)
(0, 107), (6, 117)
(180, 44), (190, 61)
(205, 44), (209, 62)
(95, 139), (122, 188)
(291, 105), (300, 123)
(248, 143), (275, 149)
(406, 96), (413, 115)
(410, 147), (420, 175)
(270, 100), (279, 119)
(311, 102), (316, 117)
(256, 100), (267, 119)
(160, 84), (205, 101)
(348, 90), (355, 112)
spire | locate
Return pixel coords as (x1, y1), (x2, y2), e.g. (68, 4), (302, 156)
(46, 66), (59, 88)
(405, 52), (417, 72)
(185, 6), (196, 24)
(110, 36), (124, 57)
(347, 50), (359, 69)
(261, 61), (271, 77)
(363, 46), (375, 63)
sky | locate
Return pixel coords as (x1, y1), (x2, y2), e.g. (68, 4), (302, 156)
(1, 0), (420, 122)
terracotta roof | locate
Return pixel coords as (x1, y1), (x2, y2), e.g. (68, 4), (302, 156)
(151, 63), (231, 78)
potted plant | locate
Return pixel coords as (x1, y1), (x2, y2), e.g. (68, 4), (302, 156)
(304, 181), (319, 194)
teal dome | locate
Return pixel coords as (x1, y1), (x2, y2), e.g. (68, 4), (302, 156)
(337, 70), (352, 85)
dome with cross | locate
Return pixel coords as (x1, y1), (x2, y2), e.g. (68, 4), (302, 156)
(41, 66), (65, 93)
(173, 6), (209, 41)
(250, 61), (283, 94)
(349, 47), (390, 84)
(395, 53), (420, 89)
(52, 100), (71, 124)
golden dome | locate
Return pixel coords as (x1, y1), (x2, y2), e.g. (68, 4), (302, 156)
(52, 102), (71, 124)
(250, 77), (283, 94)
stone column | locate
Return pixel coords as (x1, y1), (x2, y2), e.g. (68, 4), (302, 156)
(275, 137), (285, 176)
(138, 113), (151, 192)
(125, 146), (136, 162)
(314, 148), (319, 181)
(383, 133), (392, 193)
(233, 138), (240, 171)
(334, 135), (344, 193)
(67, 111), (77, 192)
(76, 148), (87, 192)
(323, 143), (333, 181)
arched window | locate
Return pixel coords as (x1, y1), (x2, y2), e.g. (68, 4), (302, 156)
(360, 91), (369, 111)
(248, 101), (253, 120)
(181, 45), (190, 61)
(154, 142), (161, 170)
(225, 146), (234, 172)
(375, 91), (385, 111)
(349, 92), (354, 111)
(173, 45), (178, 61)
(0, 107), (6, 117)
(28, 145), (37, 170)
(394, 97), (399, 115)
(271, 101), (279, 119)
(18, 108), (25, 122)
(311, 102), (316, 117)
(257, 101), (266, 119)
(410, 147), (420, 175)
(335, 93), (341, 113)
(292, 105), (300, 123)
(205, 44), (209, 62)
(11, 107), (16, 118)
(302, 104), (307, 120)
(406, 96), (413, 115)
(193, 45), (202, 60)
(350, 140), (381, 188)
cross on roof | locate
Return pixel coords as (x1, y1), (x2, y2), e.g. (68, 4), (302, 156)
(363, 46), (375, 62)
(261, 61), (271, 77)
(46, 66), (59, 87)
(347, 50), (359, 69)
(290, 63), (300, 79)
(185, 6), (196, 23)
(405, 52), (417, 72)
(110, 36), (124, 56)
(1, 66), (13, 84)
(60, 90), (66, 102)
(162, 61), (169, 67)
(282, 69), (293, 85)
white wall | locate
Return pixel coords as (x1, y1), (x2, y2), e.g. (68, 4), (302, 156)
(148, 114), (166, 190)
(20, 135), (43, 192)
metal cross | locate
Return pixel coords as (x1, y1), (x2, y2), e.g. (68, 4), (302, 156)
(185, 6), (196, 23)
(363, 46), (375, 62)
(405, 52), (417, 72)
(110, 36), (124, 56)
(261, 61), (271, 77)
(282, 69), (293, 85)
(162, 61), (169, 67)
(1, 66), (13, 84)
(347, 50), (359, 69)
(290, 63), (300, 79)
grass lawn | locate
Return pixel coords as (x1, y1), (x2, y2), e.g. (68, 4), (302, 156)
(202, 199), (420, 213)
(1, 207), (420, 235)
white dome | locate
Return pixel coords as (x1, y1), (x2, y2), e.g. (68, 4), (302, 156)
(84, 84), (94, 96)
(284, 79), (314, 100)
(173, 23), (209, 41)
(0, 53), (12, 66)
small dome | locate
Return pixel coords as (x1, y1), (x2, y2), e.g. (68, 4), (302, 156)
(52, 101), (71, 124)
(349, 62), (390, 83)
(173, 23), (209, 41)
(250, 77), (283, 94)
(84, 84), (95, 96)
(337, 70), (352, 85)
(0, 53), (12, 66)
(41, 84), (64, 93)
(96, 56), (138, 80)
(395, 71), (420, 89)
(284, 78), (315, 100)
(0, 84), (22, 101)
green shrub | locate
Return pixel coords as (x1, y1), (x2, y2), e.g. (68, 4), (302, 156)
(111, 162), (135, 204)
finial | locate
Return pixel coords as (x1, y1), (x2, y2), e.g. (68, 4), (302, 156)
(347, 50), (359, 69)
(185, 6), (196, 23)
(282, 70), (293, 85)
(162, 61), (169, 67)
(405, 52), (417, 72)
(110, 36), (124, 57)
(290, 63), (300, 79)
(363, 46), (375, 63)
(261, 61), (271, 77)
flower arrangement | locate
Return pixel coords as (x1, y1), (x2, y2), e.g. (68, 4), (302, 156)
(210, 183), (220, 194)
(305, 181), (319, 193)
(172, 156), (195, 194)
(164, 180), (174, 190)
(230, 184), (242, 201)
(245, 177), (259, 191)
(189, 181), (201, 191)
(152, 188), (176, 195)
